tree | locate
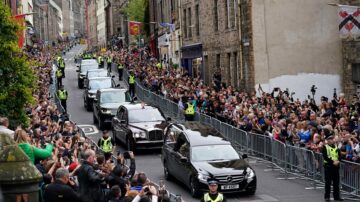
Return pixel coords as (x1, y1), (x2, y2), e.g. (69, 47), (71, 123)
(0, 3), (36, 128)
(123, 0), (150, 36)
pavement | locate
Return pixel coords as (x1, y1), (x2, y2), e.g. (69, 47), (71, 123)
(61, 45), (346, 202)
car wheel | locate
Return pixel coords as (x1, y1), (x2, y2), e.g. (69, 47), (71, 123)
(190, 177), (200, 198)
(78, 81), (83, 89)
(245, 189), (256, 196)
(126, 137), (135, 152)
(112, 129), (119, 145)
(86, 101), (92, 111)
(164, 161), (172, 180)
(93, 113), (98, 124)
(98, 119), (105, 130)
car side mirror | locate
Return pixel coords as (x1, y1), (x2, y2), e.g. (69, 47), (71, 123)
(76, 64), (80, 67)
(242, 154), (248, 159)
(166, 117), (171, 122)
(180, 156), (188, 163)
(112, 75), (115, 78)
(76, 69), (79, 72)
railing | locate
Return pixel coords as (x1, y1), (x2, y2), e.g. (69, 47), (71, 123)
(49, 64), (181, 202)
(123, 69), (360, 199)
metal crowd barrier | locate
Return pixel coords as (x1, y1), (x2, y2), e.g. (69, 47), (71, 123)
(123, 68), (360, 199)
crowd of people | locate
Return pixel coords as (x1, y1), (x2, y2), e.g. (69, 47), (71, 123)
(1, 43), (175, 202)
(111, 46), (360, 163)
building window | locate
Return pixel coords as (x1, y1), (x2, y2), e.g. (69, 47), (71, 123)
(230, 0), (235, 28)
(216, 54), (220, 69)
(183, 9), (187, 38)
(234, 0), (238, 29)
(188, 7), (192, 38)
(195, 4), (200, 36)
(225, 0), (230, 29)
(227, 53), (231, 84)
(213, 0), (218, 31)
(233, 52), (238, 87)
(204, 55), (209, 83)
(352, 64), (360, 83)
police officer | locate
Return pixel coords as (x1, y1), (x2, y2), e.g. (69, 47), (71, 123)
(117, 62), (124, 81)
(57, 85), (68, 112)
(200, 178), (226, 202)
(183, 97), (195, 121)
(128, 71), (136, 98)
(107, 55), (112, 72)
(323, 132), (344, 201)
(97, 130), (115, 161)
(58, 57), (65, 78)
(55, 68), (63, 89)
(98, 55), (104, 68)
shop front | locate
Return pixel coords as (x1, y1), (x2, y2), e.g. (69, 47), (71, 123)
(181, 43), (203, 79)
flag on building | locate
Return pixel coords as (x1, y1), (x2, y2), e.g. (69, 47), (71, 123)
(13, 14), (26, 48)
(338, 5), (360, 39)
(159, 22), (175, 32)
(129, 21), (142, 35)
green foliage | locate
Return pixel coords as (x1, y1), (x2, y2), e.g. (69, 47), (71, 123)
(123, 0), (147, 22)
(0, 3), (37, 128)
(123, 0), (150, 36)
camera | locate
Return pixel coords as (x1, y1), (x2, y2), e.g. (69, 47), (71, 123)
(274, 87), (280, 92)
(144, 187), (150, 193)
(311, 85), (317, 95)
(123, 151), (131, 159)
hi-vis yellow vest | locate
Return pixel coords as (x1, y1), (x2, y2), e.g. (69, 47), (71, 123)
(324, 145), (339, 164)
(100, 137), (113, 153)
(203, 193), (223, 202)
(185, 103), (195, 115)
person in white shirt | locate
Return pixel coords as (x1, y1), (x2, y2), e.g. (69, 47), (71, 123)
(0, 117), (14, 139)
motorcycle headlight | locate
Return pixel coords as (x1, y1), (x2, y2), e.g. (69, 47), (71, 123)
(245, 167), (255, 182)
(198, 172), (210, 184)
(101, 108), (111, 114)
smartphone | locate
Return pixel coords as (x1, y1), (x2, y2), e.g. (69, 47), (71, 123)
(159, 179), (165, 189)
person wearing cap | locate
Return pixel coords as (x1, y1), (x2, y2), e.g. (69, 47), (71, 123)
(200, 178), (226, 202)
(97, 130), (115, 161)
(322, 133), (343, 201)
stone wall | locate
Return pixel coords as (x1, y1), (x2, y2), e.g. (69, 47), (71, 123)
(340, 0), (360, 100)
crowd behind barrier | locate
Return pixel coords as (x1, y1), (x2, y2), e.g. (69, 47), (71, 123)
(1, 43), (183, 202)
(111, 47), (360, 198)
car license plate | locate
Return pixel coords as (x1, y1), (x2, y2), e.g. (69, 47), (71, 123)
(221, 184), (239, 190)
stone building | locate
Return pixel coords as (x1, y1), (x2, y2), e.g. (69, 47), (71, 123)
(87, 0), (97, 47)
(340, 0), (360, 100)
(248, 0), (343, 101)
(105, 0), (127, 46)
(149, 0), (181, 67)
(97, 0), (107, 47)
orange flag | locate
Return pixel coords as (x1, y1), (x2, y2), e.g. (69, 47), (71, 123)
(129, 21), (142, 35)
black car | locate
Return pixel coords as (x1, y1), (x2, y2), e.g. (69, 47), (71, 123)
(162, 122), (256, 197)
(83, 77), (116, 111)
(112, 103), (170, 151)
(76, 59), (98, 88)
(93, 88), (131, 130)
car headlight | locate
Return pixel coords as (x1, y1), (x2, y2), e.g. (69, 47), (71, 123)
(133, 131), (146, 139)
(245, 167), (255, 182)
(101, 108), (111, 114)
(198, 172), (210, 184)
